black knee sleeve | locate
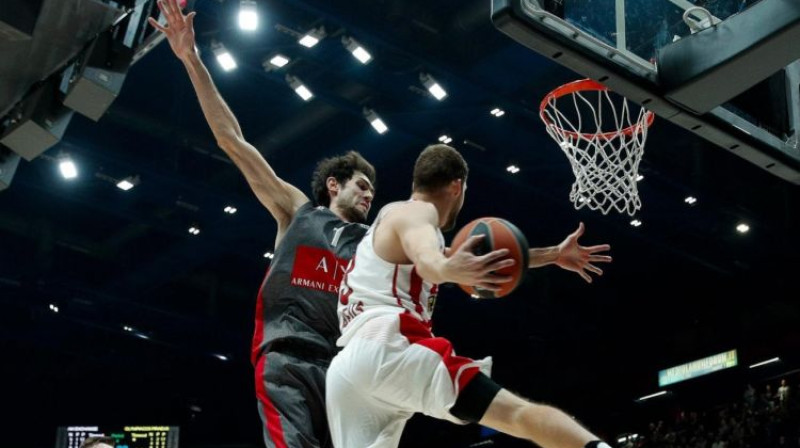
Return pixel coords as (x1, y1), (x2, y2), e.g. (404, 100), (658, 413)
(449, 373), (502, 423)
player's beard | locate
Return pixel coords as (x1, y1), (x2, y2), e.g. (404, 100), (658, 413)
(338, 199), (368, 223)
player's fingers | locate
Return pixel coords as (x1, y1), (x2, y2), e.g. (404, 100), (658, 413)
(459, 234), (485, 252)
(574, 221), (585, 237)
(160, 0), (179, 23)
(165, 0), (178, 15)
(479, 273), (513, 284)
(147, 16), (167, 32)
(479, 248), (510, 263)
(186, 11), (196, 28)
(485, 259), (515, 273)
(585, 264), (603, 276)
(585, 244), (610, 253)
(475, 282), (503, 292)
(589, 254), (612, 263)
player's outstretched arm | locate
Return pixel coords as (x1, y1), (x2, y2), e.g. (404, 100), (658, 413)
(527, 222), (612, 283)
(149, 0), (307, 235)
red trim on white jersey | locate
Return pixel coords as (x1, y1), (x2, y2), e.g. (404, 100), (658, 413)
(392, 265), (403, 308)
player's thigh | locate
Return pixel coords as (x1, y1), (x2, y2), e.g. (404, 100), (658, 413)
(326, 357), (409, 448)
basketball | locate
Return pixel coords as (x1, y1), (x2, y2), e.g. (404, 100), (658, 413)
(450, 217), (529, 299)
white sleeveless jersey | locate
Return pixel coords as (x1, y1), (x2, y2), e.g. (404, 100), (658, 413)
(336, 201), (444, 346)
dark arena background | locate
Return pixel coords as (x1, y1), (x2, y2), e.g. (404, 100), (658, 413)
(1, 0), (799, 447)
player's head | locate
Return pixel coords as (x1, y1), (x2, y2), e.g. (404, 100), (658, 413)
(312, 151), (376, 223)
(80, 436), (116, 448)
(412, 144), (468, 231)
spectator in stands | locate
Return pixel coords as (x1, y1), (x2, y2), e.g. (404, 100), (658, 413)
(778, 379), (790, 408)
(744, 384), (756, 407)
(762, 384), (777, 412)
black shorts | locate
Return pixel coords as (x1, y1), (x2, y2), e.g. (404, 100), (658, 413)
(254, 350), (332, 448)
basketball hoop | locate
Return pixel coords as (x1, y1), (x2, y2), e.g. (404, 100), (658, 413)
(539, 79), (655, 216)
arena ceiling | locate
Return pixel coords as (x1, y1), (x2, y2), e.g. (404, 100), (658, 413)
(1, 0), (798, 446)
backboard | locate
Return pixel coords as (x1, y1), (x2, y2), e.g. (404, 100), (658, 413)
(550, 0), (757, 74)
(492, 0), (800, 184)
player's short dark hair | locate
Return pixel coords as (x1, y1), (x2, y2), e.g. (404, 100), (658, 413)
(80, 436), (116, 448)
(311, 151), (376, 207)
(412, 144), (468, 193)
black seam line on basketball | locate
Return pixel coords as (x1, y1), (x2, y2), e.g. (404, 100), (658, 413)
(495, 219), (524, 291)
(471, 220), (493, 257)
(471, 220), (494, 299)
(499, 218), (530, 284)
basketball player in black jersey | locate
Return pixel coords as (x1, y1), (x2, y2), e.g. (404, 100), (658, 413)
(150, 1), (376, 447)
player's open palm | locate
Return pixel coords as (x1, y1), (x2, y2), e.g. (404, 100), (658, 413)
(148, 0), (197, 61)
(555, 222), (612, 283)
(445, 235), (515, 291)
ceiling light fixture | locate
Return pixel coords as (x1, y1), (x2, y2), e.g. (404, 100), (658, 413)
(58, 155), (78, 180)
(211, 41), (237, 71)
(237, 0), (259, 31)
(116, 175), (139, 191)
(749, 357), (780, 368)
(342, 36), (372, 64)
(266, 54), (289, 70)
(299, 27), (325, 48)
(286, 75), (314, 101)
(637, 391), (668, 402)
(363, 108), (387, 134)
(420, 73), (447, 100)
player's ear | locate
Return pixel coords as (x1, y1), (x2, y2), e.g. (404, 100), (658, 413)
(450, 178), (463, 197)
(327, 177), (340, 197)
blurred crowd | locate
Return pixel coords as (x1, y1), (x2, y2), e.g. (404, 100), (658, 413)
(622, 376), (799, 448)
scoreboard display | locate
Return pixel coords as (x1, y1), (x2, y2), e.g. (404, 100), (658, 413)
(56, 426), (179, 448)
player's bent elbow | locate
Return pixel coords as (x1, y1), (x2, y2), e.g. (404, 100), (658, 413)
(216, 133), (244, 153)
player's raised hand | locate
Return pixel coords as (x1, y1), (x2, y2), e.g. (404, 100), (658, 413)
(555, 222), (612, 283)
(147, 0), (197, 61)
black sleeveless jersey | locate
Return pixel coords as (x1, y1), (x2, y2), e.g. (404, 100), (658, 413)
(251, 202), (369, 363)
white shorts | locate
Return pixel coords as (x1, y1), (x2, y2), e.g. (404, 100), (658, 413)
(326, 312), (492, 448)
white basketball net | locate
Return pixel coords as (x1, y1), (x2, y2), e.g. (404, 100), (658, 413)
(540, 80), (654, 216)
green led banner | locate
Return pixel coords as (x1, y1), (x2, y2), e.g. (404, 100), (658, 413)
(658, 350), (738, 387)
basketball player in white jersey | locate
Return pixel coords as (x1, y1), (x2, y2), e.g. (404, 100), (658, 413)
(327, 144), (613, 448)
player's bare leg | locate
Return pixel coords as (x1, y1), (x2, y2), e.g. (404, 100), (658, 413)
(480, 389), (610, 448)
